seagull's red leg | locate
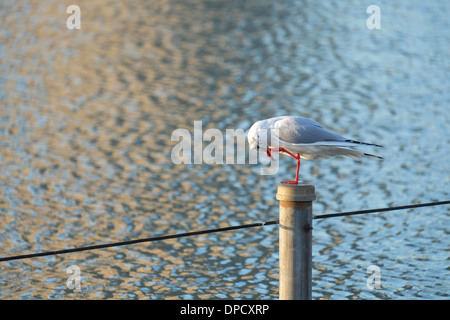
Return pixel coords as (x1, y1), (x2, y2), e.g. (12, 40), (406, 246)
(267, 147), (296, 158)
(278, 147), (298, 159)
(266, 148), (302, 184)
(282, 153), (301, 184)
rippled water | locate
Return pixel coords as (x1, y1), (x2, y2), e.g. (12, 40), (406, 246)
(0, 0), (449, 299)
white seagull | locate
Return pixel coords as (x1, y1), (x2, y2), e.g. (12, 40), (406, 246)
(247, 116), (383, 184)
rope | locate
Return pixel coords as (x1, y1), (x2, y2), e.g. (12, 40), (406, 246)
(313, 200), (450, 219)
(0, 200), (448, 263)
(0, 220), (279, 262)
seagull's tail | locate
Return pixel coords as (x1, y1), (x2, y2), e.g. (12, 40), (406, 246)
(342, 140), (383, 159)
(325, 148), (383, 160)
(344, 139), (383, 148)
(363, 152), (383, 159)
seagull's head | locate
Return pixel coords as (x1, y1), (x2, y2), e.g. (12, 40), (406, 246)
(247, 120), (269, 151)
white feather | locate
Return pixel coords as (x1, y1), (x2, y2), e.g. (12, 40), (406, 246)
(247, 116), (382, 160)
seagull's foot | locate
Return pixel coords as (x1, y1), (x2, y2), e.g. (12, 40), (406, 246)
(281, 180), (302, 185)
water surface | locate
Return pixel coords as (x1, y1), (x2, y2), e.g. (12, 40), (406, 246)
(0, 0), (449, 299)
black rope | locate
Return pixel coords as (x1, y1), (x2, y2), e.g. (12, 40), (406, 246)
(0, 200), (448, 263)
(313, 200), (450, 220)
(0, 220), (279, 262)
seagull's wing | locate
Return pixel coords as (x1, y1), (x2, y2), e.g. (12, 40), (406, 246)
(273, 116), (346, 145)
(272, 116), (382, 147)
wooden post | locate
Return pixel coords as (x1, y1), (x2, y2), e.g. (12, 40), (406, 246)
(276, 183), (316, 300)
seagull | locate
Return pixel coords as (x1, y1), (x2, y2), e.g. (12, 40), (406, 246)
(247, 116), (383, 184)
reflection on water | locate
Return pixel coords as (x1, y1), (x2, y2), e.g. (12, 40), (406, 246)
(0, 0), (449, 299)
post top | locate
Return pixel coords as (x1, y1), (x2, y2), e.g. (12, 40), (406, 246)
(276, 183), (316, 202)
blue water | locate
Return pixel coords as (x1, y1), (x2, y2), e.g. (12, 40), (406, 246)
(0, 0), (449, 299)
